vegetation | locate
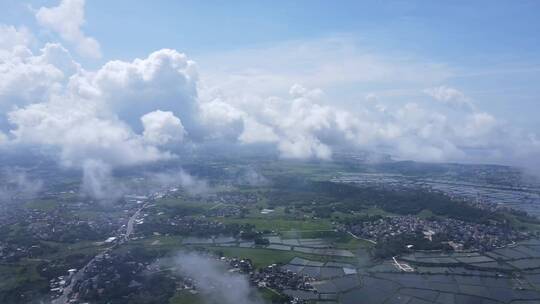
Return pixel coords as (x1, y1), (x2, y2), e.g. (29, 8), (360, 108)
(169, 291), (205, 304)
(206, 247), (331, 269)
(0, 262), (48, 304)
(216, 217), (332, 232)
(265, 178), (504, 224)
(373, 233), (451, 259)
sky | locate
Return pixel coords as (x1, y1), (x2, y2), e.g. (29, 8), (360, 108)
(0, 0), (539, 178)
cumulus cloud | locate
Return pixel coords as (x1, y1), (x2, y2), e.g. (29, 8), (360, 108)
(1, 3), (540, 200)
(199, 98), (245, 141)
(76, 49), (199, 134)
(141, 110), (185, 145)
(424, 86), (474, 110)
(0, 43), (197, 200)
(215, 84), (337, 159)
(1, 41), (198, 167)
(0, 43), (78, 112)
(35, 0), (101, 58)
(238, 117), (279, 144)
(1, 35), (538, 174)
(7, 94), (171, 168)
(202, 81), (539, 164)
(195, 37), (540, 163)
(0, 25), (33, 52)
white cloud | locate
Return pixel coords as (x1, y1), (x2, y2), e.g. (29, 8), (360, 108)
(1, 46), (204, 174)
(81, 159), (124, 201)
(0, 37), (204, 178)
(0, 25), (33, 52)
(170, 252), (262, 304)
(0, 43), (78, 111)
(213, 84), (338, 159)
(238, 117), (279, 144)
(194, 37), (539, 163)
(141, 110), (185, 145)
(146, 170), (211, 195)
(7, 94), (172, 168)
(36, 0), (101, 58)
(199, 98), (245, 141)
(0, 44), (202, 201)
(74, 49), (199, 133)
(424, 86), (474, 110)
(202, 80), (539, 164)
(0, 168), (43, 202)
(2, 35), (538, 168)
(195, 37), (512, 161)
(278, 135), (332, 159)
(461, 112), (497, 139)
(1, 10), (540, 198)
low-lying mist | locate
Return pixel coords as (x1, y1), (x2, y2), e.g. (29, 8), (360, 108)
(0, 168), (43, 203)
(163, 251), (263, 304)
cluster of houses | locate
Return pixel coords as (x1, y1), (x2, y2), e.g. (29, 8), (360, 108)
(0, 242), (31, 262)
(206, 204), (243, 217)
(167, 252), (316, 304)
(137, 214), (228, 237)
(175, 256), (315, 304)
(70, 251), (150, 301)
(0, 202), (124, 263)
(251, 264), (315, 294)
(212, 192), (260, 206)
(157, 186), (260, 207)
(227, 257), (255, 273)
(48, 269), (76, 296)
(346, 215), (532, 250)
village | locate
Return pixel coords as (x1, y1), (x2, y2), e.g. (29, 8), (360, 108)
(344, 214), (533, 251)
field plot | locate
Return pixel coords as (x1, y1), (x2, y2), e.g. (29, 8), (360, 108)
(324, 241), (540, 304)
(267, 235), (356, 257)
(215, 217), (333, 232)
(399, 244), (540, 275)
(350, 240), (540, 304)
(184, 234), (357, 258)
(278, 257), (361, 302)
(284, 257), (357, 280)
(343, 271), (540, 304)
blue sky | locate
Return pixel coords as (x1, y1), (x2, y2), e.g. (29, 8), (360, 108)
(1, 0), (539, 168)
(2, 0), (539, 130)
(4, 1), (539, 59)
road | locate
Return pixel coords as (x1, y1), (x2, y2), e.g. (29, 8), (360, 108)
(52, 251), (106, 304)
(125, 203), (148, 240)
(347, 231), (377, 244)
(392, 256), (414, 272)
(52, 200), (150, 304)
